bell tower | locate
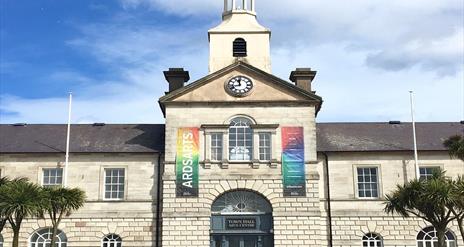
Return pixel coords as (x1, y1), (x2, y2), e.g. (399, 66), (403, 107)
(208, 0), (271, 73)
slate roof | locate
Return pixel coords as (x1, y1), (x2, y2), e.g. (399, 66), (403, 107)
(0, 122), (462, 153)
(317, 122), (464, 152)
(0, 124), (164, 153)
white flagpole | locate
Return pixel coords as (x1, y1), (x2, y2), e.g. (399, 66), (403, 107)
(64, 92), (72, 187)
(409, 91), (420, 179)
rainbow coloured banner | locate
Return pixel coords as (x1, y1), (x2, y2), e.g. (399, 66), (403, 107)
(176, 128), (199, 197)
(281, 127), (306, 197)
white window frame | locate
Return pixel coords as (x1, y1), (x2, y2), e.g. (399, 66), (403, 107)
(103, 168), (126, 201)
(416, 226), (456, 247)
(229, 117), (254, 162)
(362, 233), (383, 247)
(419, 165), (443, 181)
(102, 234), (123, 247)
(42, 168), (64, 187)
(354, 165), (381, 199)
(258, 132), (272, 161)
(210, 132), (224, 162)
(29, 228), (67, 247)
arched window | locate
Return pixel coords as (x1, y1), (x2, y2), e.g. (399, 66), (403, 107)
(102, 234), (122, 247)
(362, 233), (383, 247)
(0, 233), (3, 247)
(30, 228), (67, 247)
(233, 38), (247, 57)
(212, 190), (272, 214)
(229, 117), (253, 161)
(416, 227), (456, 247)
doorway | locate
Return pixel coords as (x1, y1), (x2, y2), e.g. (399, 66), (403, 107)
(210, 190), (274, 247)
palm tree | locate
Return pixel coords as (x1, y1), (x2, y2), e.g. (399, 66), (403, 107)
(0, 176), (9, 233)
(449, 176), (464, 243)
(0, 179), (45, 247)
(444, 135), (464, 243)
(444, 135), (464, 161)
(43, 186), (85, 247)
(384, 171), (456, 247)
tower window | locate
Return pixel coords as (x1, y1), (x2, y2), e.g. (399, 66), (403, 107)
(233, 38), (247, 57)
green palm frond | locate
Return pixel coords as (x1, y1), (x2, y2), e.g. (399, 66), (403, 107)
(0, 177), (9, 187)
(0, 179), (45, 224)
(444, 135), (464, 161)
(43, 187), (86, 217)
(384, 170), (457, 226)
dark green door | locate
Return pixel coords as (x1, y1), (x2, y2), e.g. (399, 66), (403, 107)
(211, 235), (271, 247)
(228, 236), (256, 247)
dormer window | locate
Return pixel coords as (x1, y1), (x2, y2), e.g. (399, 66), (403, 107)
(233, 38), (247, 57)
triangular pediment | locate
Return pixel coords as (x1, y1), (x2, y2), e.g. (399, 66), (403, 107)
(159, 62), (322, 110)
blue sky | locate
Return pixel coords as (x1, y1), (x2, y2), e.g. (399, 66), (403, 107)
(1, 0), (463, 124)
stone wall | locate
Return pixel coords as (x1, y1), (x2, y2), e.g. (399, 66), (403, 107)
(162, 103), (320, 246)
(1, 218), (155, 247)
(318, 151), (464, 247)
(161, 176), (323, 247)
(330, 216), (462, 247)
(0, 153), (160, 247)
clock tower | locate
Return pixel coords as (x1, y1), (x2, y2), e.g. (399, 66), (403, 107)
(209, 0), (271, 73)
(159, 0), (323, 246)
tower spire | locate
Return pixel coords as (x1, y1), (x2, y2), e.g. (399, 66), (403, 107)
(223, 0), (256, 17)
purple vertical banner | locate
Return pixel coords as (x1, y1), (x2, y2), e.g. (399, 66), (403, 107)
(281, 127), (306, 197)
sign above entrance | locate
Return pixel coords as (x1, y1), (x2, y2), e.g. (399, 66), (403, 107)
(176, 128), (199, 197)
(225, 218), (257, 230)
(281, 127), (306, 197)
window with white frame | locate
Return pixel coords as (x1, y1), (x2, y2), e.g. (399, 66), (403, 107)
(416, 226), (456, 247)
(259, 132), (272, 161)
(42, 168), (63, 187)
(29, 228), (67, 247)
(356, 167), (379, 198)
(229, 117), (253, 161)
(102, 234), (122, 247)
(104, 168), (125, 200)
(419, 167), (440, 181)
(211, 133), (223, 161)
(362, 233), (383, 247)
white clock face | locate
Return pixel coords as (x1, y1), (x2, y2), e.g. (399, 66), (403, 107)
(226, 76), (253, 96)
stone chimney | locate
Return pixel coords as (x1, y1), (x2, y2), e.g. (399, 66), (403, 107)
(163, 68), (190, 92)
(289, 68), (317, 92)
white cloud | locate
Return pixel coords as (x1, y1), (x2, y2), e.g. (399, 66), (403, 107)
(1, 0), (463, 124)
(366, 28), (464, 76)
(121, 0), (463, 75)
(0, 15), (210, 124)
(120, 0), (222, 16)
(271, 43), (464, 122)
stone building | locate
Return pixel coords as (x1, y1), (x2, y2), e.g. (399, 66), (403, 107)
(0, 0), (463, 247)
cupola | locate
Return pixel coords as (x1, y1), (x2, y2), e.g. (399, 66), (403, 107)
(222, 0), (256, 17)
(208, 0), (271, 73)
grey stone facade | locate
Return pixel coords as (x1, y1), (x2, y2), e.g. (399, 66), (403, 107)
(0, 0), (463, 246)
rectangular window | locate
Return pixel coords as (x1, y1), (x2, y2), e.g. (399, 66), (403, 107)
(211, 133), (223, 161)
(259, 133), (272, 161)
(357, 167), (379, 198)
(229, 126), (253, 161)
(419, 167), (440, 181)
(104, 168), (125, 200)
(42, 168), (63, 187)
